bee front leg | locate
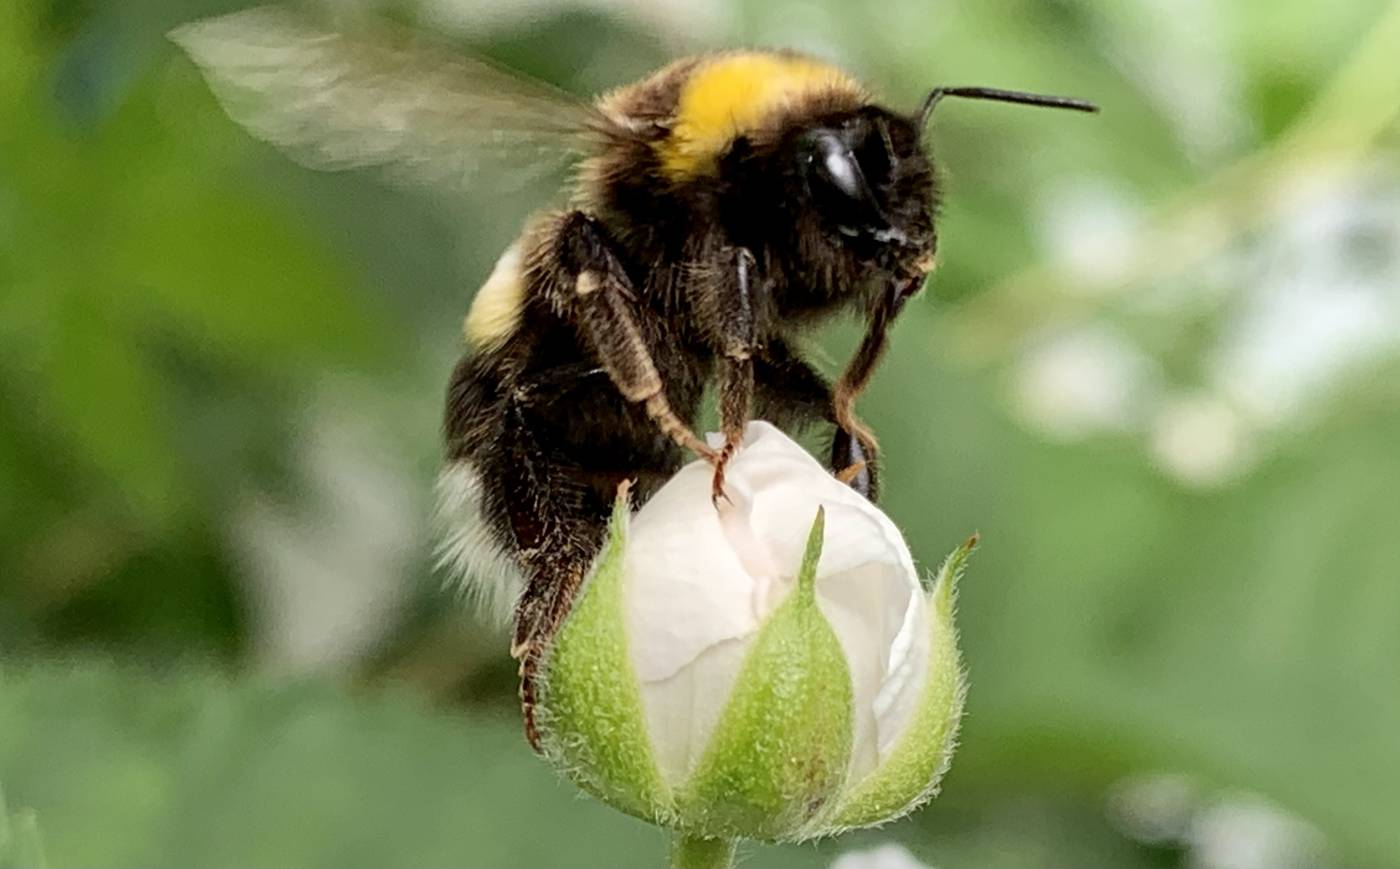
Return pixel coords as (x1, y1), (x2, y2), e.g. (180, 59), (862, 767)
(830, 418), (880, 501)
(752, 339), (880, 502)
(711, 248), (758, 504)
(830, 274), (922, 502)
(555, 212), (717, 462)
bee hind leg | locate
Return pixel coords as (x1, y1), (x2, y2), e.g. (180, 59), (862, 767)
(497, 432), (667, 750)
(510, 469), (662, 752)
(507, 496), (606, 752)
(513, 553), (592, 752)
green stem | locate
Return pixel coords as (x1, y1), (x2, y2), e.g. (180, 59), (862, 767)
(669, 834), (737, 869)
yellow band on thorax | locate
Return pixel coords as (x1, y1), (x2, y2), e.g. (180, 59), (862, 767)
(655, 52), (864, 180)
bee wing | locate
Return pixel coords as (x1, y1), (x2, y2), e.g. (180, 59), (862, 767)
(169, 6), (611, 190)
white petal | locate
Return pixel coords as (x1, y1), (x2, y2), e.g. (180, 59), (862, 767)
(638, 635), (755, 788)
(623, 420), (929, 790)
(815, 507), (924, 783)
(725, 423), (928, 781)
(625, 459), (762, 684)
(869, 580), (929, 760)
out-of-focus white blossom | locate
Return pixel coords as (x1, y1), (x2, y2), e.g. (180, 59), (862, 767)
(830, 842), (937, 869)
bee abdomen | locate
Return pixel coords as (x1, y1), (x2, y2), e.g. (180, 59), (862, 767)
(463, 240), (527, 348)
(434, 460), (526, 623)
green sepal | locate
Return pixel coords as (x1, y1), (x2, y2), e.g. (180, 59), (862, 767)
(827, 533), (975, 831)
(537, 487), (672, 823)
(675, 508), (855, 842)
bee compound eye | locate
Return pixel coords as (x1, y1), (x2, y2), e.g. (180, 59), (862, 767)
(822, 149), (862, 199)
(804, 132), (863, 200)
(800, 128), (898, 236)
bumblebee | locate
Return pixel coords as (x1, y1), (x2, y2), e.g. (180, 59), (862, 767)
(173, 7), (1095, 748)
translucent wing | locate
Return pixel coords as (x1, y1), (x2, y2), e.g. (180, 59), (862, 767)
(169, 6), (609, 189)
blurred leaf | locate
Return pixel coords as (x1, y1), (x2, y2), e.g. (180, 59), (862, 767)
(39, 296), (184, 518)
(865, 334), (1400, 865)
(0, 14), (391, 529)
(0, 786), (48, 869)
(0, 661), (1156, 869)
(0, 663), (663, 869)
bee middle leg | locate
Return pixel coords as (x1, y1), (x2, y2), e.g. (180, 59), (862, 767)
(553, 212), (716, 463)
(710, 248), (758, 504)
(754, 338), (882, 502)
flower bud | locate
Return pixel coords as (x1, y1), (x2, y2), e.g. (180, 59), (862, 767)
(537, 422), (969, 842)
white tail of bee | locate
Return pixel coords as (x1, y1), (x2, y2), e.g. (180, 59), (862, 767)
(434, 462), (525, 624)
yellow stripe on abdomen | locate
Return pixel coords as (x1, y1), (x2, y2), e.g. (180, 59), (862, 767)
(464, 241), (525, 347)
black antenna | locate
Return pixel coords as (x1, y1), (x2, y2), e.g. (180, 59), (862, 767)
(919, 86), (1099, 127)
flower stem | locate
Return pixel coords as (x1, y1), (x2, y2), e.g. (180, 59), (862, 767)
(669, 834), (737, 869)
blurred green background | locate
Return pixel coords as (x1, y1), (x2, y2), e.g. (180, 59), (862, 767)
(4, 0), (1400, 867)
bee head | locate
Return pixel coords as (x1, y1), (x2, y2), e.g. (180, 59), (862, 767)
(793, 107), (937, 273)
(785, 87), (1097, 279)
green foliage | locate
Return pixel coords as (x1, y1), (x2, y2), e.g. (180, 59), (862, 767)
(0, 663), (666, 869)
(0, 787), (48, 869)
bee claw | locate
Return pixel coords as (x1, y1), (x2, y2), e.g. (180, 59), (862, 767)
(710, 465), (732, 507)
(835, 460), (867, 485)
(710, 441), (738, 507)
